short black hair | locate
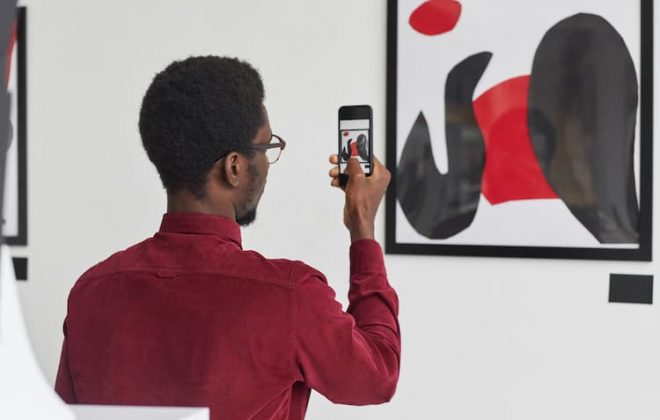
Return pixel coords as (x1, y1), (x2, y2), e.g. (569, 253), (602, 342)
(139, 56), (265, 197)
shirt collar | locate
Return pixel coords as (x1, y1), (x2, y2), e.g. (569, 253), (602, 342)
(159, 212), (242, 247)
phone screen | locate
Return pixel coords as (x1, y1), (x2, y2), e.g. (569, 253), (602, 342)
(338, 118), (372, 174)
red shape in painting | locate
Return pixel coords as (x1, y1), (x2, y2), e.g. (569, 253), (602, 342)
(409, 0), (462, 36)
(473, 76), (558, 204)
(5, 22), (16, 88)
(350, 141), (358, 157)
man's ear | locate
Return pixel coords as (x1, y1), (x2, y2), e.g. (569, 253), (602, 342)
(222, 152), (241, 188)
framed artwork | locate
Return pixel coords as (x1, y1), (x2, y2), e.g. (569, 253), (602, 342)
(386, 0), (653, 260)
(4, 6), (27, 246)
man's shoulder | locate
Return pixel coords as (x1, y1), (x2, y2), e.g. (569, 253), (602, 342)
(73, 238), (154, 286)
(240, 250), (329, 288)
(69, 235), (332, 298)
(72, 242), (326, 290)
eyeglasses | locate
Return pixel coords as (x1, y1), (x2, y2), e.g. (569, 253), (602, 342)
(249, 134), (286, 164)
(212, 134), (287, 165)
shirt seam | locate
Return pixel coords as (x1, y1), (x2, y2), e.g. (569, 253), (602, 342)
(77, 267), (296, 289)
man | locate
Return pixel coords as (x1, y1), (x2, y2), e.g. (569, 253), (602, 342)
(55, 56), (400, 419)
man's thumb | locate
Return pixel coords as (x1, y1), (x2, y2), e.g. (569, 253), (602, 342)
(345, 158), (364, 177)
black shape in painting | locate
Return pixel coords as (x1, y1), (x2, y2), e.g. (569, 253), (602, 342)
(397, 52), (491, 239)
(528, 13), (640, 244)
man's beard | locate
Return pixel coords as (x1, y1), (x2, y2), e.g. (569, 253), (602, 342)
(236, 162), (263, 227)
(236, 207), (257, 226)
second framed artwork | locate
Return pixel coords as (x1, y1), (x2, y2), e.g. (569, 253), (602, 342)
(4, 6), (27, 246)
(385, 0), (653, 260)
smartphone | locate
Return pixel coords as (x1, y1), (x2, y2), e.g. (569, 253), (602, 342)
(338, 105), (373, 186)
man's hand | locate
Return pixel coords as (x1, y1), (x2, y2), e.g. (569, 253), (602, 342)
(329, 155), (391, 242)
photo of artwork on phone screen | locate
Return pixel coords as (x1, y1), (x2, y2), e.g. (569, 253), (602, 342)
(339, 119), (371, 174)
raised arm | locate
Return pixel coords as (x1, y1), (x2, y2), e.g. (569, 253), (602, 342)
(291, 155), (400, 404)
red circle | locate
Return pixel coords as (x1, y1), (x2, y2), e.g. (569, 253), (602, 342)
(409, 0), (462, 36)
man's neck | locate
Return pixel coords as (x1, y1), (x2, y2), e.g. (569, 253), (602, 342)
(166, 189), (236, 220)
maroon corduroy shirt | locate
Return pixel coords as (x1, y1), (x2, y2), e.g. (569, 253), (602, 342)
(55, 212), (400, 419)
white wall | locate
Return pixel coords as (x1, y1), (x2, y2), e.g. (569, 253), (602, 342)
(13, 0), (660, 418)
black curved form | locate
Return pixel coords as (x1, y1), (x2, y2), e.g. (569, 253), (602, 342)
(397, 52), (491, 239)
(340, 140), (352, 162)
(356, 134), (369, 161)
(528, 14), (640, 243)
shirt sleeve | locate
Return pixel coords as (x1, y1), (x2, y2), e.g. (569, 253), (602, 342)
(54, 319), (77, 403)
(292, 240), (400, 405)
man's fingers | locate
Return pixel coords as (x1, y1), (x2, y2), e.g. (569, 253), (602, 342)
(371, 156), (389, 176)
(329, 154), (345, 190)
(372, 156), (384, 170)
(370, 155), (392, 184)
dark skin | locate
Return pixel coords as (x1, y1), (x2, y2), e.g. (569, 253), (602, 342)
(329, 154), (391, 242)
(167, 105), (391, 242)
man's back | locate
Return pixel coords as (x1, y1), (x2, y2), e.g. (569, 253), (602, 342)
(56, 213), (400, 419)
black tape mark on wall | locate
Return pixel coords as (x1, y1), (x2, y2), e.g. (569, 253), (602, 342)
(397, 52), (491, 239)
(528, 13), (640, 244)
(12, 256), (27, 281)
(609, 274), (653, 304)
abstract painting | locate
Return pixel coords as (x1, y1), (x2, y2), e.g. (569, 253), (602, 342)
(4, 6), (26, 246)
(386, 0), (653, 260)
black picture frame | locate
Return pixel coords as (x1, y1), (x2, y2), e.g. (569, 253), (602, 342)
(385, 0), (653, 261)
(5, 6), (27, 246)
